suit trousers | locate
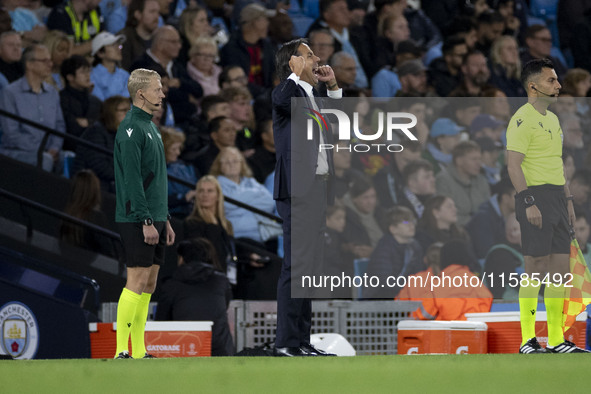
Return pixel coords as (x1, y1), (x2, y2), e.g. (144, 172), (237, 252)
(275, 176), (328, 348)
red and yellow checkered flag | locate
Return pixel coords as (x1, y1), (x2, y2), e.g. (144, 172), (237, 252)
(562, 239), (591, 332)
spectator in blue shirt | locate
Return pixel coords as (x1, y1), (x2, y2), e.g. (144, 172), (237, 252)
(0, 44), (64, 171)
(90, 31), (130, 101)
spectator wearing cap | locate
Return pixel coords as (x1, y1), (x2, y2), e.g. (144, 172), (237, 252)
(60, 55), (102, 152)
(90, 32), (130, 101)
(470, 114), (504, 142)
(330, 51), (357, 89)
(307, 0), (371, 86)
(475, 136), (503, 185)
(488, 35), (525, 98)
(371, 39), (422, 97)
(220, 3), (276, 89)
(422, 118), (462, 174)
(449, 50), (491, 97)
(429, 35), (468, 97)
(474, 11), (504, 58)
(396, 59), (428, 96)
(435, 140), (491, 225)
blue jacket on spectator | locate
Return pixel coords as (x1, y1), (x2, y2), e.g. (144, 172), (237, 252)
(217, 175), (275, 242)
(167, 160), (199, 217)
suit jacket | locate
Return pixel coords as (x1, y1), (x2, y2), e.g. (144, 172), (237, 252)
(271, 77), (336, 200)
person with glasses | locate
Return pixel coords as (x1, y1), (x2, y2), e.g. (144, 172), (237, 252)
(90, 31), (130, 101)
(308, 29), (335, 66)
(187, 36), (221, 96)
(0, 44), (64, 172)
(521, 24), (567, 82)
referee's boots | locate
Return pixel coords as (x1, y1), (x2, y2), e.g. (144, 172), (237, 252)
(519, 338), (548, 354)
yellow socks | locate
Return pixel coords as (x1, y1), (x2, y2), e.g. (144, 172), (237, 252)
(131, 292), (152, 358)
(115, 288), (141, 355)
(519, 281), (541, 345)
(544, 283), (565, 347)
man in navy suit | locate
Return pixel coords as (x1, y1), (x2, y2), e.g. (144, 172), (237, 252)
(272, 38), (342, 357)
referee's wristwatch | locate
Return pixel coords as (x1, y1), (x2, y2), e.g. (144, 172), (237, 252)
(143, 218), (154, 226)
(523, 194), (536, 208)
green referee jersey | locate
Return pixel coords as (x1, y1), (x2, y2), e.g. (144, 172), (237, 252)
(114, 106), (168, 223)
(506, 102), (565, 186)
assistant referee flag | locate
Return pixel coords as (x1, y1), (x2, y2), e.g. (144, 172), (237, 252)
(563, 239), (591, 332)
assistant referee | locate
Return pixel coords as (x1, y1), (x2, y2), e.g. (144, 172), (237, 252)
(507, 59), (588, 354)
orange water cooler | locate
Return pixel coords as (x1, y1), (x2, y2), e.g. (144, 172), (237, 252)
(89, 321), (213, 358)
(397, 320), (488, 355)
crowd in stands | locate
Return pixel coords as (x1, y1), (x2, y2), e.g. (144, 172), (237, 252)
(2, 0), (591, 320)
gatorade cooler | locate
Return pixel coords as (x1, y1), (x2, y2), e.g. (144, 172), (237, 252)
(89, 321), (213, 358)
(466, 311), (587, 353)
(397, 320), (488, 355)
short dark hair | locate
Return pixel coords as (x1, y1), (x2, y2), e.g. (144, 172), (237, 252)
(61, 55), (90, 84)
(442, 35), (466, 56)
(275, 38), (308, 82)
(387, 206), (415, 227)
(462, 49), (485, 66)
(477, 10), (504, 25)
(452, 140), (480, 163)
(402, 159), (433, 186)
(200, 95), (228, 119)
(521, 58), (554, 88)
(525, 24), (549, 40)
(445, 16), (477, 36)
(208, 116), (230, 134)
(492, 176), (515, 199)
(320, 0), (344, 15)
(177, 237), (222, 271)
(218, 64), (244, 86)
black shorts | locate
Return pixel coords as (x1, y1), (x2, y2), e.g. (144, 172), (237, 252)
(118, 221), (166, 268)
(515, 185), (571, 257)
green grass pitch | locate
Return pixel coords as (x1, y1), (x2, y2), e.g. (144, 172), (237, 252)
(1, 354), (589, 394)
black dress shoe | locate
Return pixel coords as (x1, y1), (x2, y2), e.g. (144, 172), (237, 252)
(300, 343), (337, 356)
(273, 346), (310, 357)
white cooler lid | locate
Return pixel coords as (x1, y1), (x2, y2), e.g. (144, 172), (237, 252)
(397, 320), (488, 331)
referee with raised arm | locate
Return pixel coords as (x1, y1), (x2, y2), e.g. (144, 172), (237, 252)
(507, 59), (589, 354)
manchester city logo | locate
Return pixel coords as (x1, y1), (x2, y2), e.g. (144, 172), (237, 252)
(0, 302), (39, 359)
